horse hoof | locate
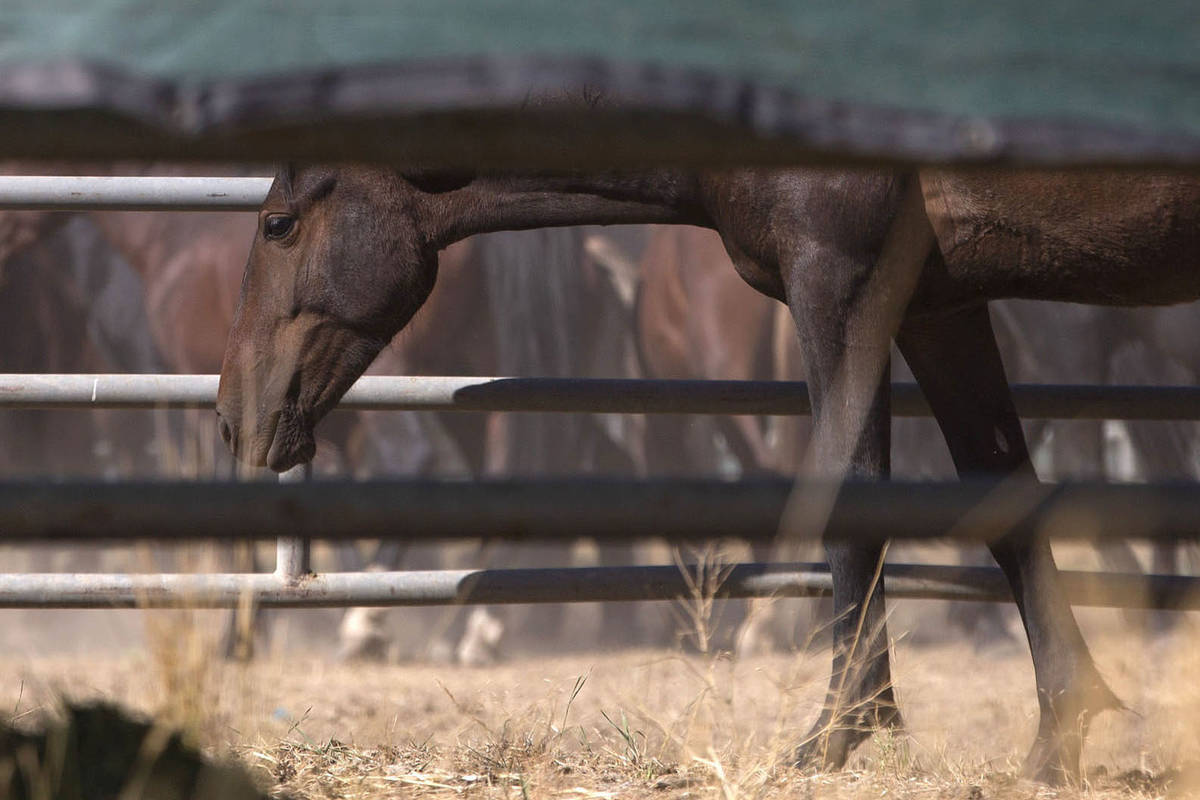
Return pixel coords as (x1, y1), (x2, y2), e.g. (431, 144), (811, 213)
(792, 705), (905, 772)
(1021, 680), (1121, 785)
(1021, 742), (1079, 787)
(792, 727), (857, 772)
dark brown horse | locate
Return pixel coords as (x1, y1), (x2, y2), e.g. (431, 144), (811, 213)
(216, 165), (1200, 783)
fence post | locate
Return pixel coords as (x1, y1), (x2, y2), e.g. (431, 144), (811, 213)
(275, 463), (313, 582)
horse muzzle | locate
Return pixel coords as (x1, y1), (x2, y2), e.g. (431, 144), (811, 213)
(263, 405), (317, 472)
(215, 404), (317, 472)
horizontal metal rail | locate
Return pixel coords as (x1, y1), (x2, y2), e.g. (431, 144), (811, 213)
(2, 479), (1200, 543)
(0, 563), (1195, 610)
(0, 176), (272, 211)
(4, 374), (1200, 420)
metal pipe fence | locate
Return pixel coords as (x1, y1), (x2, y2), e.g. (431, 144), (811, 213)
(2, 478), (1199, 544)
(0, 176), (272, 211)
(0, 563), (1195, 610)
(3, 175), (1200, 615)
(6, 373), (1200, 420)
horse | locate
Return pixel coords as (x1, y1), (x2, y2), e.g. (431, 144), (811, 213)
(0, 188), (445, 479)
(215, 165), (1200, 783)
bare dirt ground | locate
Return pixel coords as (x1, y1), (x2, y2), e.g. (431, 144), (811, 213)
(3, 603), (1199, 800)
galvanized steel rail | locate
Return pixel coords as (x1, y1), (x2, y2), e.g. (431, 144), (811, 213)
(0, 176), (272, 211)
(5, 373), (1200, 420)
(0, 563), (1195, 610)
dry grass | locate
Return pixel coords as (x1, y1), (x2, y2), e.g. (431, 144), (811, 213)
(3, 544), (1199, 799)
(3, 606), (1200, 800)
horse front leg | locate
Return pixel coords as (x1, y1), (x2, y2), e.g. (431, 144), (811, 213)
(896, 301), (1121, 784)
(758, 174), (931, 770)
(789, 372), (899, 768)
(787, 296), (899, 765)
(783, 284), (903, 764)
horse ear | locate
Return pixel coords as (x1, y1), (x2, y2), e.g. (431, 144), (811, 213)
(402, 170), (476, 194)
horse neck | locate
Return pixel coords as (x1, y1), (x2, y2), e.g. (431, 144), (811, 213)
(427, 171), (708, 247)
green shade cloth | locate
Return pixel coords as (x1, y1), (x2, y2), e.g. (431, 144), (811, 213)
(0, 1), (1196, 165)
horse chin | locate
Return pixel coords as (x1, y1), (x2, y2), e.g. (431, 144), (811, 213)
(264, 408), (317, 473)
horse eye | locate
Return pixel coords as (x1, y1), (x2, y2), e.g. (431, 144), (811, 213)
(263, 214), (296, 240)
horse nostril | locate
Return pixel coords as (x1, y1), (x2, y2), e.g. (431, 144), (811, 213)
(217, 415), (234, 448)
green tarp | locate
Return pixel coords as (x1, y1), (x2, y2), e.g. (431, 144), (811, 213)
(0, 1), (1197, 165)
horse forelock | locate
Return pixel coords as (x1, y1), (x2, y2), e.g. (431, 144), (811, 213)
(277, 163), (297, 205)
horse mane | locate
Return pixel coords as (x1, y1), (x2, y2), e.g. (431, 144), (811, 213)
(401, 169), (476, 194)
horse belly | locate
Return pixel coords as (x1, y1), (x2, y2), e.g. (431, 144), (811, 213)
(923, 171), (1200, 306)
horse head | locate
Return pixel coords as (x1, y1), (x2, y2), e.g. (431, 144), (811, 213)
(217, 162), (693, 471)
(216, 165), (444, 471)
